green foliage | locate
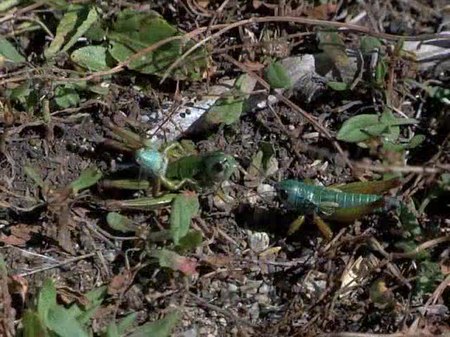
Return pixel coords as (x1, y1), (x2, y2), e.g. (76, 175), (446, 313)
(203, 74), (256, 128)
(327, 81), (349, 91)
(106, 212), (137, 233)
(107, 9), (207, 79)
(176, 230), (203, 252)
(127, 311), (180, 337)
(265, 61), (292, 89)
(415, 260), (444, 298)
(70, 167), (103, 194)
(0, 37), (26, 63)
(71, 46), (110, 71)
(54, 85), (81, 109)
(20, 278), (181, 337)
(170, 192), (200, 245)
(205, 95), (246, 126)
(337, 110), (419, 149)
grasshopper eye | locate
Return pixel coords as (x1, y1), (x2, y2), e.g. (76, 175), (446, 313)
(212, 161), (225, 172)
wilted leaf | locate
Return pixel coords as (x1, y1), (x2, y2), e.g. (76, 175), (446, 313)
(71, 45), (109, 71)
(128, 310), (180, 337)
(0, 37), (25, 63)
(106, 212), (137, 233)
(154, 249), (198, 275)
(70, 167), (102, 194)
(170, 192), (200, 245)
(265, 61), (292, 89)
(369, 279), (395, 309)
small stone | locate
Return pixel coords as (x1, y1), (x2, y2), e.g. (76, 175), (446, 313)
(247, 231), (270, 253)
(228, 283), (238, 292)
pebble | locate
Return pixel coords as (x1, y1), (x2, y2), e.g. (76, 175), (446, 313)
(247, 231), (270, 253)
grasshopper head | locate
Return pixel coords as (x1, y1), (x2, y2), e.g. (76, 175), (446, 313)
(203, 152), (237, 183)
(275, 179), (299, 208)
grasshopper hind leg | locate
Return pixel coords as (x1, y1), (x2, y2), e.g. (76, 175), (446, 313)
(313, 214), (333, 241)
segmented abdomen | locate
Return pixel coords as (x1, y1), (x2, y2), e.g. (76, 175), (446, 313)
(293, 182), (381, 210)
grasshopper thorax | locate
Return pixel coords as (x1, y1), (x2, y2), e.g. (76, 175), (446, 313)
(135, 148), (168, 178)
(276, 179), (318, 213)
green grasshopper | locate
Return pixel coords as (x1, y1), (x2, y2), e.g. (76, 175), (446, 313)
(276, 178), (401, 239)
(100, 122), (237, 199)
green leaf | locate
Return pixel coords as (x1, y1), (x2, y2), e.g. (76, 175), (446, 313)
(336, 114), (380, 142)
(360, 36), (382, 54)
(0, 37), (25, 63)
(363, 124), (390, 138)
(116, 313), (137, 335)
(46, 306), (90, 337)
(70, 167), (103, 194)
(395, 241), (429, 260)
(63, 6), (99, 52)
(41, 0), (69, 10)
(327, 81), (349, 91)
(205, 95), (245, 126)
(415, 261), (444, 298)
(66, 286), (106, 325)
(398, 200), (421, 236)
(128, 310), (180, 337)
(176, 230), (203, 252)
(54, 85), (80, 109)
(380, 109), (419, 126)
(107, 10), (206, 80)
(0, 0), (20, 12)
(105, 323), (120, 337)
(22, 310), (49, 337)
(408, 134), (425, 148)
(71, 45), (110, 71)
(265, 61), (292, 89)
(37, 279), (57, 324)
(170, 192), (200, 245)
(106, 212), (137, 233)
(45, 5), (82, 58)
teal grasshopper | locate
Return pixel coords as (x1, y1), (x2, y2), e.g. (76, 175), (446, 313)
(99, 122), (237, 209)
(276, 178), (401, 240)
